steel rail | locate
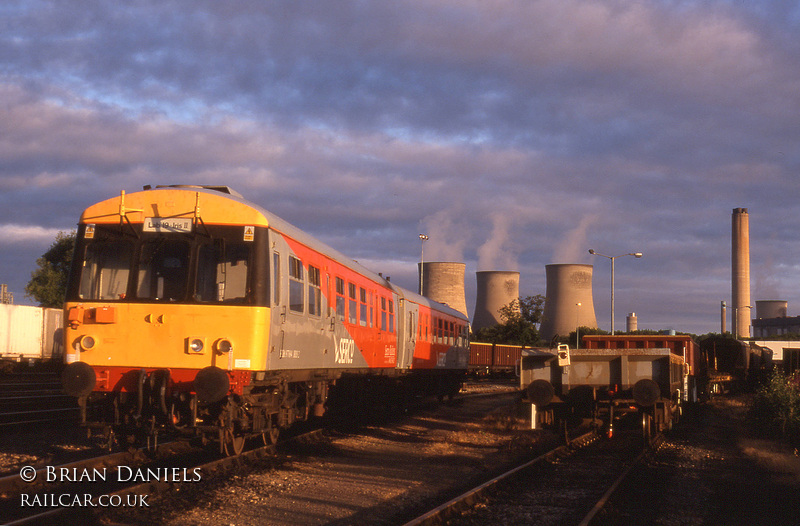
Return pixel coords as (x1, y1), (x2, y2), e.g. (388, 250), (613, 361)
(402, 430), (599, 526)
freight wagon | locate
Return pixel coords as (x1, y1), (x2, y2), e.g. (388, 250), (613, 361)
(468, 342), (522, 377)
(0, 304), (64, 362)
(520, 337), (697, 438)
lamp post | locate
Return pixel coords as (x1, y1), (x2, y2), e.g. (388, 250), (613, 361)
(419, 234), (429, 295)
(588, 249), (643, 335)
(576, 302), (581, 349)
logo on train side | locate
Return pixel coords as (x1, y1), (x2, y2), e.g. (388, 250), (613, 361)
(335, 337), (355, 364)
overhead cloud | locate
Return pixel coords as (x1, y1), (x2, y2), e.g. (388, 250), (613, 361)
(1, 1), (800, 332)
(0, 224), (67, 246)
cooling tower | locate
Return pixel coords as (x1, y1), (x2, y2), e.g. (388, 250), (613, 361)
(472, 271), (520, 332)
(755, 300), (787, 319)
(626, 312), (638, 332)
(732, 208), (751, 338)
(539, 264), (598, 342)
(419, 262), (468, 318)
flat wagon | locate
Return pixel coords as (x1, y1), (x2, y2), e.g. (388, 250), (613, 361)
(520, 345), (686, 438)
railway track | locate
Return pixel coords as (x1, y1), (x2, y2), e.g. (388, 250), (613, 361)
(0, 372), (79, 427)
(403, 428), (662, 526)
(1, 427), (326, 525)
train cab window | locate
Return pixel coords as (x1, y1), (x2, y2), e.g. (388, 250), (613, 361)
(359, 287), (367, 326)
(79, 241), (134, 300)
(137, 239), (191, 301)
(308, 265), (321, 316)
(348, 283), (357, 324)
(289, 256), (304, 312)
(195, 242), (250, 303)
(335, 277), (345, 321)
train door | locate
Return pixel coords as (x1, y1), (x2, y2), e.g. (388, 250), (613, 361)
(396, 299), (418, 370)
(268, 249), (284, 370)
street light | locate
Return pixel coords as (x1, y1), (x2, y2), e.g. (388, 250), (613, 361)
(576, 302), (582, 349)
(588, 249), (643, 335)
(419, 234), (429, 295)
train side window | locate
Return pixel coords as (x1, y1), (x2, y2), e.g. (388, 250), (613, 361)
(308, 265), (321, 316)
(359, 287), (367, 326)
(335, 277), (345, 321)
(79, 241), (133, 300)
(348, 283), (357, 324)
(381, 297), (387, 331)
(273, 253), (281, 306)
(289, 256), (304, 313)
(388, 299), (394, 333)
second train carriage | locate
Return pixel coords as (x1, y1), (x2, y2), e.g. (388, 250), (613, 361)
(61, 185), (469, 453)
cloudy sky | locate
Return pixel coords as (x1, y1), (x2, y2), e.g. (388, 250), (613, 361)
(3, 0), (800, 335)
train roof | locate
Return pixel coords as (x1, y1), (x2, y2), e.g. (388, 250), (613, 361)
(80, 185), (467, 322)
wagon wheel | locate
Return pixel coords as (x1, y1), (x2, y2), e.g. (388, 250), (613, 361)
(221, 427), (245, 456)
(261, 415), (279, 446)
(642, 412), (653, 441)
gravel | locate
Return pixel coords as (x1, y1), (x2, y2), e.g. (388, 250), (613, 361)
(4, 386), (799, 526)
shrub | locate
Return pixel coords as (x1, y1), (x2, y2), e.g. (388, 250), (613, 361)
(749, 369), (800, 445)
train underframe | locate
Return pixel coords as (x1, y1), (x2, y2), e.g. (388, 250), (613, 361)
(76, 367), (464, 455)
(526, 379), (682, 442)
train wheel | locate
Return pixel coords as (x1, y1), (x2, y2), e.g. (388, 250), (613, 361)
(261, 416), (279, 446)
(221, 427), (245, 456)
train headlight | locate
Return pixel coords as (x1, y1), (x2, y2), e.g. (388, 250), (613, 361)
(215, 338), (233, 354)
(187, 337), (205, 354)
(78, 335), (97, 352)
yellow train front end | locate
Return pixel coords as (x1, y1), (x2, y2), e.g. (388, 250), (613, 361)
(61, 186), (272, 452)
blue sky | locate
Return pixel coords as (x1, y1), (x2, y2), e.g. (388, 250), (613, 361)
(3, 0), (800, 335)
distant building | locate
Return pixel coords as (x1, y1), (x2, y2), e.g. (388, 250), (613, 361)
(752, 316), (800, 338)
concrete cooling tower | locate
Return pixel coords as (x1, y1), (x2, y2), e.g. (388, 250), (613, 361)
(472, 271), (520, 332)
(755, 300), (787, 319)
(539, 264), (598, 342)
(419, 262), (468, 318)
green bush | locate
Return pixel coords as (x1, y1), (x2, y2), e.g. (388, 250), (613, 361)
(749, 369), (800, 445)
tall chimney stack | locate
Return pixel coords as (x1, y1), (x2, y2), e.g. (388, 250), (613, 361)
(732, 208), (751, 338)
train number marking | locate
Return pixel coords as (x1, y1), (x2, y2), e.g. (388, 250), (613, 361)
(335, 338), (355, 364)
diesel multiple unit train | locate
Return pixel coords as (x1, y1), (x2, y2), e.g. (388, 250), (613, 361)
(61, 185), (469, 454)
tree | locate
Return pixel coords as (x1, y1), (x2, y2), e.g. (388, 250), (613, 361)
(473, 295), (545, 346)
(26, 231), (76, 308)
